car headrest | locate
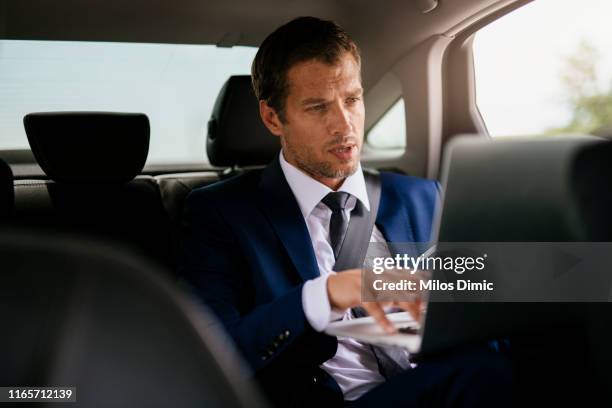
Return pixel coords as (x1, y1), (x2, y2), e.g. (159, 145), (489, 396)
(24, 112), (150, 184)
(207, 76), (280, 167)
(438, 135), (612, 241)
(0, 159), (14, 218)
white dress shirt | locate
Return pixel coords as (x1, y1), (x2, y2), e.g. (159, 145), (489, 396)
(278, 152), (387, 401)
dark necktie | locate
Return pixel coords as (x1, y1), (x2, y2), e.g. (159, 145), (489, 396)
(321, 192), (410, 379)
(321, 192), (351, 258)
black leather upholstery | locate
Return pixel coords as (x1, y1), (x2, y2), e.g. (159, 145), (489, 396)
(0, 159), (14, 220)
(206, 76), (280, 167)
(155, 172), (220, 259)
(14, 176), (173, 268)
(15, 112), (174, 271)
(158, 75), (280, 259)
(24, 112), (149, 184)
(0, 230), (266, 408)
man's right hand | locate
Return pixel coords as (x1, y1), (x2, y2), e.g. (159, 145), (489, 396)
(326, 269), (424, 334)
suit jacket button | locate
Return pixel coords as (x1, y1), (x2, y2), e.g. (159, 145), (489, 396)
(284, 330), (290, 337)
(312, 376), (317, 384)
(272, 341), (279, 348)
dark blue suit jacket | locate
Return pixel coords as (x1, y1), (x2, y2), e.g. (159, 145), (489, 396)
(180, 158), (439, 406)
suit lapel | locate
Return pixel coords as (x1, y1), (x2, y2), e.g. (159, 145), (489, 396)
(258, 158), (320, 282)
(375, 184), (416, 243)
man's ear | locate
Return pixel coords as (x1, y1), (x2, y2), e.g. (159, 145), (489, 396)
(259, 100), (283, 137)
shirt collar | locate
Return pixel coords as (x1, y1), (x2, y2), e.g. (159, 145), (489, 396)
(278, 150), (370, 219)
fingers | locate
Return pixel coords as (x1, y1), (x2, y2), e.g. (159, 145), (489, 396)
(393, 299), (424, 322)
(362, 302), (396, 334)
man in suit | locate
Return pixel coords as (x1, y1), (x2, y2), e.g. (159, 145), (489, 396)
(181, 16), (511, 407)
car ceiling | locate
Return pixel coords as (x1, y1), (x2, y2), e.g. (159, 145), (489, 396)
(1, 0), (510, 89)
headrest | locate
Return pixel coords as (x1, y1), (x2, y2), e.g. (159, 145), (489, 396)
(438, 135), (612, 241)
(0, 159), (14, 218)
(24, 112), (149, 184)
(207, 75), (280, 167)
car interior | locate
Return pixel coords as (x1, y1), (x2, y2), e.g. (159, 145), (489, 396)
(1, 0), (612, 406)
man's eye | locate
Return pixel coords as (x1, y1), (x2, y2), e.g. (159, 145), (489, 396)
(310, 104), (327, 112)
(346, 97), (361, 105)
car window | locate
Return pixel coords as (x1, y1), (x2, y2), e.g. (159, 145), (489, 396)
(366, 98), (406, 149)
(0, 40), (258, 165)
(473, 0), (612, 137)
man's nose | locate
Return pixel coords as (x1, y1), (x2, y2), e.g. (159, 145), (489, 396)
(327, 102), (352, 137)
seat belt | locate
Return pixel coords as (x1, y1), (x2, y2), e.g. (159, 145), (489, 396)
(332, 169), (381, 272)
(331, 170), (412, 378)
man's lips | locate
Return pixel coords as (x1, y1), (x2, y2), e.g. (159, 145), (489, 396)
(328, 144), (357, 160)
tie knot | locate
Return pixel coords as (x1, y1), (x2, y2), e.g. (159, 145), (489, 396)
(322, 192), (351, 212)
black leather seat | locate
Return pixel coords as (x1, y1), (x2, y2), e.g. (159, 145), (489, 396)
(157, 75), (280, 246)
(0, 229), (266, 408)
(155, 171), (220, 257)
(206, 75), (280, 171)
(0, 158), (14, 221)
(13, 112), (174, 271)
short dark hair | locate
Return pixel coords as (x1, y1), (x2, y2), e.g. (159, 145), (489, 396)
(251, 16), (361, 122)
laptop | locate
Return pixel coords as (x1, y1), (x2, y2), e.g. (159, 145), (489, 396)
(325, 136), (605, 355)
(325, 311), (424, 353)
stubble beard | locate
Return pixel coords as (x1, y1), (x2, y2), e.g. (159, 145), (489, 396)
(283, 136), (359, 180)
